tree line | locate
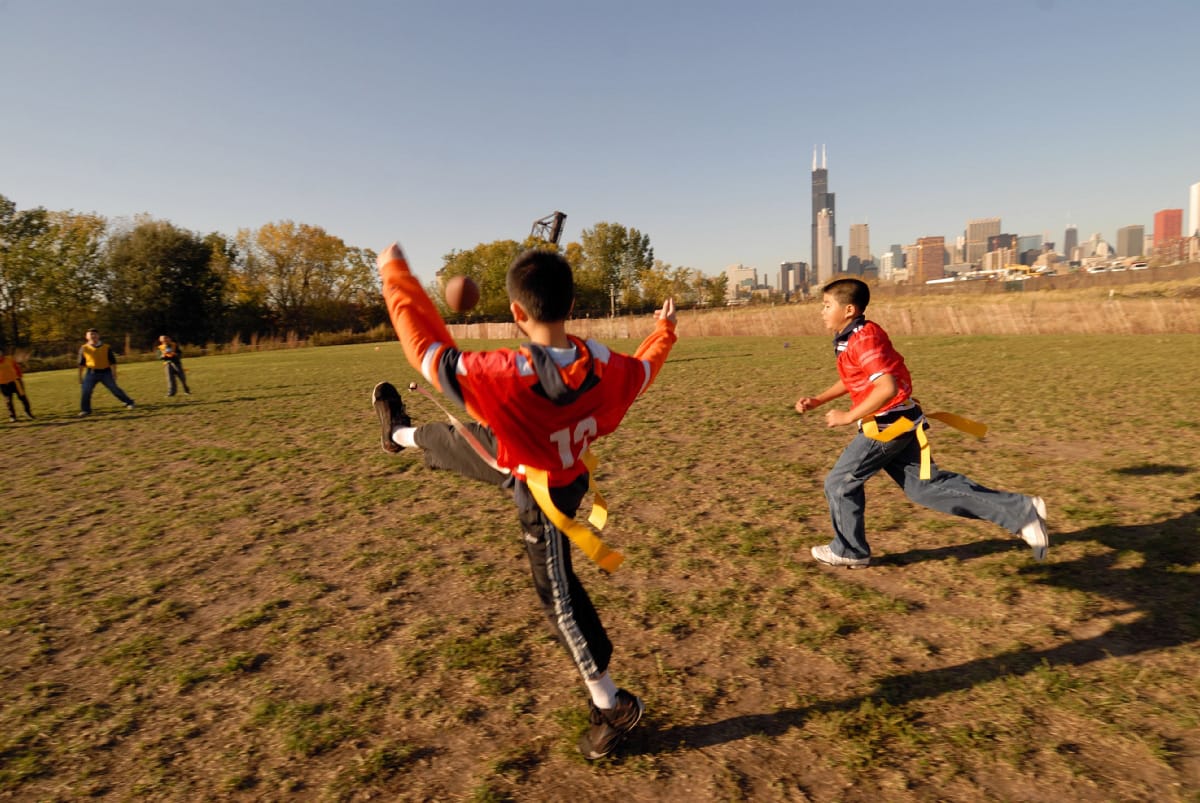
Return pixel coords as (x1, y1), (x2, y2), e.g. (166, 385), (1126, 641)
(0, 194), (727, 354)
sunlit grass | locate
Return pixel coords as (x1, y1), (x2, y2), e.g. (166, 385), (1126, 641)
(1, 334), (1198, 799)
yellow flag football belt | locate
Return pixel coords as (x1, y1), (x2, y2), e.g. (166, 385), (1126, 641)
(413, 383), (620, 573)
(523, 450), (622, 574)
(860, 410), (988, 480)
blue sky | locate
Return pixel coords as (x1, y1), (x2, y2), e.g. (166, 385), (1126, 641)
(3, 0), (1198, 283)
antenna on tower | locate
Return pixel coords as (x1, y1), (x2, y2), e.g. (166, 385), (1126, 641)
(822, 144), (827, 169)
(812, 146), (817, 171)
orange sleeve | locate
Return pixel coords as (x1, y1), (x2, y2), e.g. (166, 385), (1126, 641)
(632, 318), (677, 388)
(380, 249), (457, 391)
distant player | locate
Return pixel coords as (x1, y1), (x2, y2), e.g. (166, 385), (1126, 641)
(371, 243), (676, 759)
(157, 335), (191, 397)
(0, 347), (34, 422)
(795, 277), (1048, 567)
(77, 329), (135, 416)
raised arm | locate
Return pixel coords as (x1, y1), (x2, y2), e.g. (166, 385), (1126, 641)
(378, 243), (458, 391)
(632, 298), (678, 389)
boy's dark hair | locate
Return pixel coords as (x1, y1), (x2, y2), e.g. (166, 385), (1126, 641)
(507, 249), (574, 323)
(823, 278), (870, 311)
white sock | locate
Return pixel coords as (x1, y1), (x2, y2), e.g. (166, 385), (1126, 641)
(585, 672), (619, 709)
(392, 426), (418, 449)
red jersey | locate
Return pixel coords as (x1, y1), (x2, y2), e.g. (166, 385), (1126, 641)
(380, 249), (676, 485)
(834, 317), (912, 415)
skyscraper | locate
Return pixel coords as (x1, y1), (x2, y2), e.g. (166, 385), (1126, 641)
(1116, 225), (1144, 258)
(914, 236), (945, 284)
(1190, 182), (1200, 238)
(816, 209), (835, 284)
(849, 223), (871, 267)
(1064, 225), (1078, 259)
(965, 218), (1001, 265)
(811, 146), (836, 277)
(1154, 209), (1183, 250)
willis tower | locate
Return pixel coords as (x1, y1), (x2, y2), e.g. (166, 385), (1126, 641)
(811, 145), (837, 283)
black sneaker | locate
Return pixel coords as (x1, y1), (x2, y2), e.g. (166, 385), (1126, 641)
(577, 689), (644, 760)
(372, 381), (411, 453)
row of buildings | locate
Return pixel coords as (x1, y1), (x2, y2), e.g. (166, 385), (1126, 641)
(725, 156), (1200, 301)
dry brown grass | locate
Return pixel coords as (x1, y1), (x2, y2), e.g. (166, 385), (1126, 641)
(1, 324), (1198, 801)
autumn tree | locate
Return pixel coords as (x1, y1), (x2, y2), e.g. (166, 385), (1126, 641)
(236, 221), (377, 334)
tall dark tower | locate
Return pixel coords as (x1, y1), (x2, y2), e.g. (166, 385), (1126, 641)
(811, 145), (836, 277)
(1064, 224), (1078, 260)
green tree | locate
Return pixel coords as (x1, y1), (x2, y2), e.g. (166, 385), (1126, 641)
(576, 222), (654, 316)
(104, 219), (226, 347)
(28, 211), (108, 343)
(700, 273), (728, 307)
(435, 239), (523, 320)
(0, 195), (51, 348)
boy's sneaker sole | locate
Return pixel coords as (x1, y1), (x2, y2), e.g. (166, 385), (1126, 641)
(372, 382), (411, 453)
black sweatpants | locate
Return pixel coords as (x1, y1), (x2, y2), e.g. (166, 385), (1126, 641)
(2, 380), (32, 418)
(412, 422), (613, 679)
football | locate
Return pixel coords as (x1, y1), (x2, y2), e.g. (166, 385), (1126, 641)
(444, 275), (480, 313)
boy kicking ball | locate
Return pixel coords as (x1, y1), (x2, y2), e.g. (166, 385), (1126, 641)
(372, 243), (677, 759)
(795, 278), (1048, 568)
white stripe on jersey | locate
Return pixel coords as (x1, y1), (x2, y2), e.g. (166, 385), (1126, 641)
(420, 342), (442, 383)
(637, 359), (652, 396)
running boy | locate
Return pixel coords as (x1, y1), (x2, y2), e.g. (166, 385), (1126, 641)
(795, 278), (1047, 568)
(0, 347), (34, 422)
(371, 243), (676, 759)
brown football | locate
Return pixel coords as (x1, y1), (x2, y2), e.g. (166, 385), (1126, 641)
(444, 275), (480, 313)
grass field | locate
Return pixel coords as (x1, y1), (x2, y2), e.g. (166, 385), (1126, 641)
(2, 334), (1199, 801)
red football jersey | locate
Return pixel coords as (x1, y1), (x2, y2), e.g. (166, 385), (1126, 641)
(835, 319), (912, 414)
(456, 338), (654, 482)
(379, 249), (676, 485)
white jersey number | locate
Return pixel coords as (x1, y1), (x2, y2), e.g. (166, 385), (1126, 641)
(549, 417), (598, 469)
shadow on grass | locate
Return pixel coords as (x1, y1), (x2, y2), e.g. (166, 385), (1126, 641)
(1112, 463), (1194, 476)
(641, 506), (1200, 754)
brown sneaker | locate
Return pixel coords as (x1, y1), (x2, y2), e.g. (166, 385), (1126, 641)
(578, 689), (644, 760)
(371, 382), (411, 453)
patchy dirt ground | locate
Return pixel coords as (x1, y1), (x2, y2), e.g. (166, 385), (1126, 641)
(2, 335), (1199, 801)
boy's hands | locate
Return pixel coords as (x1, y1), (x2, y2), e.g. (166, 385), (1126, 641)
(796, 396), (853, 426)
(377, 242), (405, 270)
(823, 409), (855, 427)
(795, 397), (821, 414)
(654, 298), (677, 324)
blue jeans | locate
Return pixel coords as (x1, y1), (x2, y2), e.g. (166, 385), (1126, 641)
(164, 360), (189, 395)
(81, 369), (134, 413)
(824, 428), (1035, 559)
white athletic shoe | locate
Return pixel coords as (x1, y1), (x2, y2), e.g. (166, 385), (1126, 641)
(811, 543), (870, 568)
(1019, 496), (1049, 561)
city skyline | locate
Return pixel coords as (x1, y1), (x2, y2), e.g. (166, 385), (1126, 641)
(2, 3), (1199, 284)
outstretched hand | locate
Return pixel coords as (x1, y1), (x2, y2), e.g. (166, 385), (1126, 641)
(377, 242), (405, 270)
(655, 297), (677, 324)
